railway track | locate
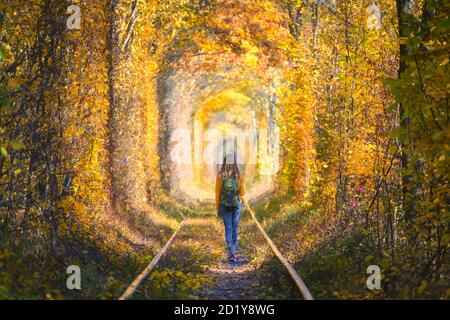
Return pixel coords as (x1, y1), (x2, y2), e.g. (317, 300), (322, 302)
(118, 201), (313, 300)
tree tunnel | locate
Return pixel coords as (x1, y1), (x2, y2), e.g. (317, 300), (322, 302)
(159, 58), (292, 202)
(158, 51), (287, 203)
(3, 0), (448, 301)
(154, 0), (292, 204)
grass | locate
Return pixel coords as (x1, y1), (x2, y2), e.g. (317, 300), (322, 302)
(249, 192), (384, 300)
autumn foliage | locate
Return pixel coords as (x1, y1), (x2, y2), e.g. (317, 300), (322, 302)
(0, 0), (448, 299)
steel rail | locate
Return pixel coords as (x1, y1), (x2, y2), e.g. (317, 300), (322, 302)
(243, 201), (314, 300)
(119, 201), (314, 300)
(118, 219), (186, 300)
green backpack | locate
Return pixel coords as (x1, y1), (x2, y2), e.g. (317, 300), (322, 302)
(220, 177), (240, 208)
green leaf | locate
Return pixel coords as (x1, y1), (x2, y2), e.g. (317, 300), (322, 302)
(441, 234), (450, 246)
(439, 17), (450, 29)
(0, 45), (5, 61)
(0, 147), (7, 157)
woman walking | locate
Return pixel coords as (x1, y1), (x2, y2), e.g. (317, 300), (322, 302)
(216, 154), (245, 262)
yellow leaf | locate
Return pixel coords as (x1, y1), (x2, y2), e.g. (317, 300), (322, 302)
(11, 140), (26, 150)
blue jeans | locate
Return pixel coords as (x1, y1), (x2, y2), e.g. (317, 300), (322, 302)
(220, 202), (242, 254)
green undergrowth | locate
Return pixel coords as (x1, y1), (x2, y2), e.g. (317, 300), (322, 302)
(250, 192), (383, 300)
(131, 210), (220, 300)
(244, 192), (448, 300)
(0, 191), (202, 300)
(153, 188), (215, 220)
(0, 227), (153, 300)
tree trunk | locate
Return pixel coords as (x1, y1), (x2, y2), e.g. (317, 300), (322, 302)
(107, 0), (120, 211)
(396, 0), (413, 217)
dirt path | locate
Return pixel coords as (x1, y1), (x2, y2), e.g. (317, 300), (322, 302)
(205, 254), (265, 300)
(131, 213), (269, 300)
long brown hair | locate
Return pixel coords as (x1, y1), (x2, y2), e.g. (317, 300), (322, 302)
(219, 155), (240, 179)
